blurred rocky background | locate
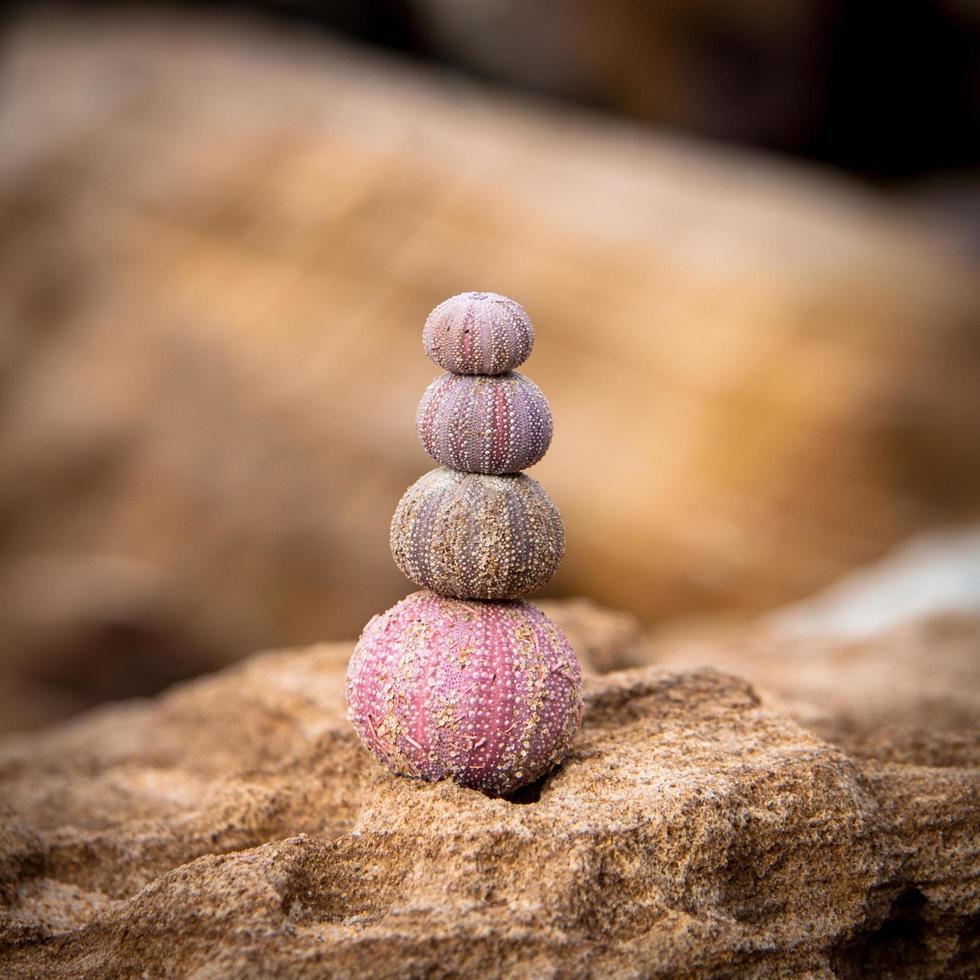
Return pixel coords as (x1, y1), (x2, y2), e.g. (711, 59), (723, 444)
(1, 1), (979, 732)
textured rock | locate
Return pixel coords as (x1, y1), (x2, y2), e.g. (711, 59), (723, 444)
(346, 591), (582, 795)
(390, 467), (564, 600)
(640, 525), (980, 765)
(1, 601), (977, 977)
(652, 614), (980, 772)
(417, 371), (553, 474)
(423, 292), (534, 376)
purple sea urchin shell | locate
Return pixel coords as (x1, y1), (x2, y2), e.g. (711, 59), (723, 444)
(345, 590), (583, 795)
(423, 292), (534, 375)
(417, 372), (553, 475)
(390, 467), (564, 600)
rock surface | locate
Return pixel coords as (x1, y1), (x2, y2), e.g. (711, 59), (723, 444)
(2, 600), (977, 977)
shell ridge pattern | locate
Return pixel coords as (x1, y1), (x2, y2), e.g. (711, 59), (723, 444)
(352, 292), (580, 795)
(391, 468), (563, 601)
(416, 372), (552, 475)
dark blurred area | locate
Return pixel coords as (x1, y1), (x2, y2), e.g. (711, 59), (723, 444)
(250, 0), (980, 181)
(13, 0), (980, 180)
(1, 0), (979, 732)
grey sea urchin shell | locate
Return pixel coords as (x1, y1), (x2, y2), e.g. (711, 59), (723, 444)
(417, 372), (553, 474)
(423, 292), (534, 375)
(390, 467), (564, 600)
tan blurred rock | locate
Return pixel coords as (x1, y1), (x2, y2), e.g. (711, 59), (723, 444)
(536, 596), (649, 674)
(1, 8), (979, 730)
(1, 601), (977, 976)
(649, 613), (980, 767)
(645, 525), (980, 763)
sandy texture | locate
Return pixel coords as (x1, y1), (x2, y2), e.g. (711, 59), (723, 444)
(2, 600), (977, 977)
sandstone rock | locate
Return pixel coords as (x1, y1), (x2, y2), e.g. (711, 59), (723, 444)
(1, 605), (976, 976)
(650, 614), (980, 787)
(768, 524), (980, 640)
(2, 7), (980, 734)
(647, 527), (980, 765)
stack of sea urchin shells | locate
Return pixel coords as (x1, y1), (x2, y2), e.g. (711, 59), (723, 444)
(346, 292), (584, 797)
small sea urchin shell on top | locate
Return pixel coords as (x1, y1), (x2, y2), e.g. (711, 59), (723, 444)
(345, 590), (583, 796)
(417, 371), (553, 475)
(390, 467), (564, 600)
(423, 292), (534, 376)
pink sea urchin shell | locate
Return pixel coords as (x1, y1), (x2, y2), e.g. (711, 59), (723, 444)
(390, 467), (564, 600)
(423, 292), (534, 375)
(345, 590), (583, 796)
(417, 371), (553, 474)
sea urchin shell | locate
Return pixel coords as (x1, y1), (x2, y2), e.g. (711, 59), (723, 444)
(390, 467), (564, 600)
(423, 292), (534, 375)
(417, 371), (553, 474)
(345, 590), (583, 796)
